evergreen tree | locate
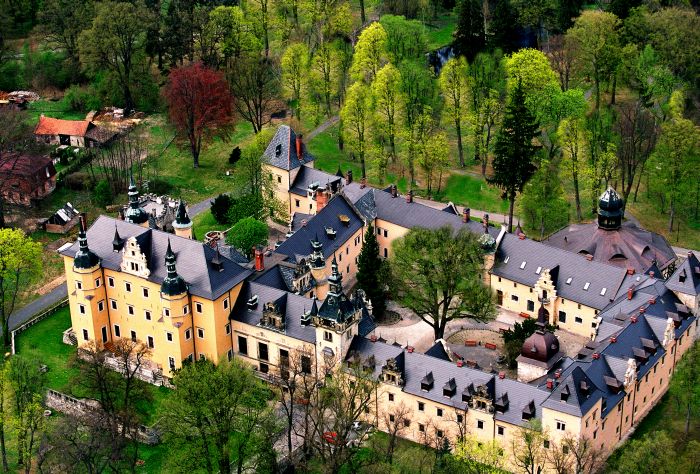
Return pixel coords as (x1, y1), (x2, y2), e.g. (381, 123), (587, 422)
(356, 223), (385, 318)
(488, 80), (540, 233)
(489, 0), (519, 53)
(453, 0), (485, 61)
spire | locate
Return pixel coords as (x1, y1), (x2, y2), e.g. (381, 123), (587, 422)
(124, 171), (149, 225)
(328, 251), (343, 296)
(175, 199), (191, 226)
(74, 214), (100, 270)
(161, 239), (187, 296)
(112, 224), (124, 252)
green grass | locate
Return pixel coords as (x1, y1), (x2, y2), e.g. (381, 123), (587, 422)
(25, 98), (87, 124)
(308, 126), (363, 179)
(424, 13), (457, 50)
(192, 209), (228, 240)
(434, 174), (510, 214)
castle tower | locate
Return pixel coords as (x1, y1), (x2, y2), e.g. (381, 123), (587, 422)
(172, 200), (193, 239)
(124, 174), (149, 227)
(70, 214), (109, 348)
(598, 187), (624, 230)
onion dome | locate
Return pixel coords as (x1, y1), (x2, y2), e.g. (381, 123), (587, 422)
(598, 187), (624, 230)
(161, 240), (188, 296)
(124, 174), (149, 225)
(74, 216), (100, 270)
(521, 330), (560, 363)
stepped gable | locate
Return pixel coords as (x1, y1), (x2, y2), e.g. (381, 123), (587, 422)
(545, 188), (676, 274)
(59, 216), (251, 299)
(493, 233), (628, 310)
(262, 125), (314, 170)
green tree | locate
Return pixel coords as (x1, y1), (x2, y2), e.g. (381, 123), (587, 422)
(0, 230), (42, 347)
(371, 63), (402, 160)
(510, 420), (547, 474)
(399, 59), (437, 130)
(205, 6), (261, 68)
(400, 107), (432, 190)
(511, 0), (557, 47)
(8, 356), (46, 468)
(161, 359), (277, 474)
(503, 48), (559, 114)
(281, 42), (309, 120)
(566, 10), (621, 110)
(454, 0), (485, 60)
(419, 129), (450, 198)
(667, 339), (700, 438)
(559, 116), (587, 221)
(489, 80), (540, 233)
(439, 57), (469, 167)
(391, 227), (495, 340)
(78, 0), (153, 112)
(519, 159), (569, 240)
(647, 7), (700, 88)
(356, 223), (385, 318)
(350, 22), (388, 83)
(227, 218), (268, 258)
(379, 15), (427, 64)
(38, 0), (95, 73)
(341, 82), (372, 178)
(612, 431), (685, 474)
(93, 179), (113, 208)
(489, 0), (519, 53)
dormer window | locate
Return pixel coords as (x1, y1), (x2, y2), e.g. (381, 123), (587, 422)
(583, 282), (590, 291)
(421, 372), (434, 391)
(247, 294), (259, 309)
(443, 378), (456, 398)
(561, 385), (570, 402)
(520, 261), (527, 269)
(535, 266), (542, 274)
(504, 256), (510, 263)
(566, 277), (572, 285)
(275, 144), (282, 156)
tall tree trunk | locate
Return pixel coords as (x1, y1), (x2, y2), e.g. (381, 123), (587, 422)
(455, 120), (464, 167)
(573, 174), (582, 221)
(360, 150), (366, 178)
(359, 0), (366, 24)
(668, 196), (675, 233)
(594, 74), (600, 110)
(508, 196), (515, 233)
(610, 73), (617, 106)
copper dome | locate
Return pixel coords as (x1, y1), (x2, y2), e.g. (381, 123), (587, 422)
(521, 330), (560, 363)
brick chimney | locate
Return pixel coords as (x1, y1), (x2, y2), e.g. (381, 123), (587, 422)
(254, 246), (264, 272)
(627, 287), (634, 300)
(462, 207), (470, 223)
(405, 190), (413, 203)
(316, 188), (328, 212)
(295, 133), (303, 160)
(391, 184), (397, 198)
(346, 169), (353, 184)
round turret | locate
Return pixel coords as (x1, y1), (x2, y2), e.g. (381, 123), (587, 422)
(161, 240), (188, 297)
(125, 176), (149, 225)
(74, 215), (100, 270)
(598, 187), (624, 230)
(521, 330), (560, 363)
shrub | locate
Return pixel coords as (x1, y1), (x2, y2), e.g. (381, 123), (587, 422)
(64, 85), (102, 113)
(93, 179), (113, 208)
(226, 218), (268, 258)
(145, 178), (173, 195)
(229, 146), (241, 164)
(210, 194), (233, 224)
(63, 172), (94, 191)
(227, 193), (265, 225)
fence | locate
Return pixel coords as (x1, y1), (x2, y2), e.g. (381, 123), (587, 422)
(11, 297), (69, 355)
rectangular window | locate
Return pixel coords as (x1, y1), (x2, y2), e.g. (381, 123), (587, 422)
(82, 329), (89, 341)
(227, 349), (233, 361)
(114, 325), (121, 337)
(436, 408), (443, 417)
(98, 300), (104, 312)
(389, 414), (395, 423)
(223, 298), (229, 310)
(130, 330), (136, 342)
(556, 420), (566, 431)
(260, 362), (269, 373)
(127, 305), (134, 316)
(125, 282), (132, 292)
(383, 248), (388, 258)
(559, 311), (567, 323)
(301, 355), (311, 374)
(110, 299), (117, 310)
(457, 414), (463, 423)
(225, 323), (231, 335)
(183, 304), (189, 315)
(388, 393), (394, 402)
(383, 229), (388, 238)
(101, 327), (108, 343)
(295, 199), (300, 207)
(511, 294), (519, 302)
(163, 308), (170, 317)
(418, 424), (425, 432)
(78, 304), (86, 315)
(575, 316), (583, 324)
(418, 402), (425, 412)
(168, 357), (175, 370)
(166, 332), (173, 342)
(258, 342), (269, 361)
(477, 420), (484, 430)
(108, 277), (115, 287)
(142, 287), (149, 298)
(324, 331), (333, 342)
(147, 336), (154, 349)
(197, 328), (204, 339)
(145, 310), (152, 321)
(497, 426), (505, 436)
(377, 227), (381, 235)
(196, 302), (203, 313)
(185, 328), (192, 340)
(437, 430), (444, 438)
(527, 300), (535, 311)
(238, 336), (248, 355)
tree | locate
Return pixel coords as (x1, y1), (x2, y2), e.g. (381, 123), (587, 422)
(211, 194), (234, 224)
(371, 63), (402, 161)
(88, 129), (149, 196)
(489, 80), (540, 233)
(0, 363), (8, 471)
(281, 42), (309, 120)
(510, 420), (547, 474)
(453, 0), (485, 61)
(489, 0), (519, 53)
(611, 431), (683, 474)
(164, 63), (234, 168)
(16, 395), (44, 474)
(356, 223), (385, 318)
(566, 10), (621, 110)
(226, 218), (268, 258)
(649, 96), (699, 232)
(8, 356), (46, 468)
(38, 0), (95, 73)
(520, 159), (569, 240)
(160, 359), (276, 474)
(379, 15), (426, 64)
(419, 130), (450, 198)
(381, 401), (412, 465)
(503, 48), (559, 114)
(93, 179), (113, 208)
(341, 82), (372, 178)
(204, 6), (261, 69)
(350, 22), (387, 84)
(647, 8), (700, 88)
(451, 435), (506, 473)
(0, 230), (42, 347)
(559, 117), (587, 221)
(391, 227), (495, 341)
(511, 0), (557, 48)
(78, 0), (153, 112)
(228, 55), (279, 133)
(473, 89), (502, 176)
(547, 34), (577, 91)
(439, 57), (469, 167)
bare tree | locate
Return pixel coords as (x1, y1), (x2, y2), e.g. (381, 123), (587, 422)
(614, 100), (658, 206)
(511, 420), (547, 474)
(563, 434), (605, 474)
(547, 35), (577, 92)
(228, 55), (280, 133)
(89, 129), (147, 195)
(381, 401), (412, 465)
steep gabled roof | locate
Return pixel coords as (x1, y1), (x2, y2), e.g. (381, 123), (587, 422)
(666, 252), (700, 296)
(34, 116), (90, 137)
(262, 125), (314, 170)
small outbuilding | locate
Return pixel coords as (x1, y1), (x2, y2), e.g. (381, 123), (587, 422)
(0, 153), (57, 205)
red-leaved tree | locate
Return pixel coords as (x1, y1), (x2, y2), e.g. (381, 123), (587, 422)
(164, 63), (234, 168)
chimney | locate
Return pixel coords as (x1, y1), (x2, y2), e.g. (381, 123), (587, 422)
(391, 184), (397, 198)
(463, 207), (470, 223)
(498, 371), (505, 379)
(639, 307), (645, 314)
(360, 177), (366, 189)
(627, 267), (635, 275)
(295, 133), (303, 160)
(370, 334), (377, 342)
(610, 336), (617, 343)
(592, 353), (600, 359)
(316, 188), (328, 212)
(405, 190), (413, 203)
(554, 369), (563, 379)
(407, 346), (414, 353)
(546, 378), (554, 390)
(79, 212), (88, 232)
(586, 254), (593, 261)
(519, 233), (526, 240)
(456, 360), (464, 367)
(648, 297), (656, 305)
(630, 315), (638, 323)
(482, 214), (489, 233)
(627, 287), (634, 300)
(346, 169), (353, 184)
(254, 245), (264, 272)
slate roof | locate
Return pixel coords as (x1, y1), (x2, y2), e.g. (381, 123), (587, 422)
(344, 183), (497, 237)
(492, 233), (628, 310)
(275, 194), (364, 262)
(262, 125), (314, 170)
(59, 216), (251, 300)
(541, 366), (604, 417)
(666, 252), (700, 296)
(289, 165), (344, 196)
(35, 116), (90, 137)
(230, 281), (318, 343)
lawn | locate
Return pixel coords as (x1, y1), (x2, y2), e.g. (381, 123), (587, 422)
(25, 98), (88, 123)
(192, 209), (228, 239)
(432, 174), (510, 214)
(424, 13), (457, 50)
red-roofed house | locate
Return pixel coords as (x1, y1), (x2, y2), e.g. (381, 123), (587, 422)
(34, 115), (118, 148)
(0, 153), (57, 205)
